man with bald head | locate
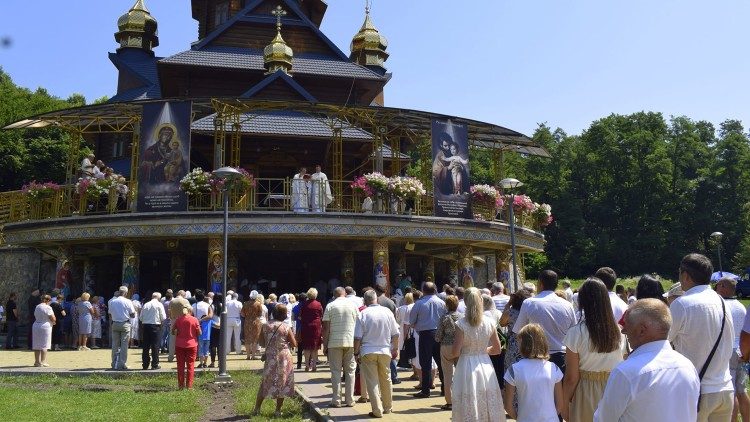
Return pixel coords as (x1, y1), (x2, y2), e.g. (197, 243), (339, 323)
(408, 281), (446, 398)
(595, 299), (699, 422)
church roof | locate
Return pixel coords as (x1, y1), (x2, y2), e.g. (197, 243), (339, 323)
(241, 70), (317, 102)
(160, 47), (386, 81)
(191, 110), (372, 140)
(108, 51), (162, 102)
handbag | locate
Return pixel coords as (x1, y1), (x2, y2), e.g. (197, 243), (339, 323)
(261, 324), (281, 362)
(401, 330), (417, 360)
(697, 296), (726, 411)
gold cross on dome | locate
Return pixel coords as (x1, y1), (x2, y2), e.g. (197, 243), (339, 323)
(271, 5), (287, 31)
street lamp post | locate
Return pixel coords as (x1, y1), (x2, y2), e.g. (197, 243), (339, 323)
(500, 178), (524, 293)
(711, 231), (724, 274)
(212, 166), (242, 383)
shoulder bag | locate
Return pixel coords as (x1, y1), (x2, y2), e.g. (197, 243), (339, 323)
(697, 296), (726, 411)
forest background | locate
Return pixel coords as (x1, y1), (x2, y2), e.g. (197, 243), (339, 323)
(2, 67), (750, 279)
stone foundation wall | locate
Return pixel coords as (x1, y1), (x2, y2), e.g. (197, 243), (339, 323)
(0, 247), (42, 323)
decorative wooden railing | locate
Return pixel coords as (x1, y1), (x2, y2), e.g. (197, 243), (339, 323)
(0, 178), (543, 231)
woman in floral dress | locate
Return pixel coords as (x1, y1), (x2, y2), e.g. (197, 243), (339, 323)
(252, 303), (297, 418)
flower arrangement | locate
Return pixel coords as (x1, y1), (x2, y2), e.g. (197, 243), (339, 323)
(351, 175), (375, 198)
(470, 184), (502, 207)
(502, 194), (536, 215)
(232, 168), (256, 192)
(362, 172), (390, 193)
(180, 168), (212, 195)
(21, 181), (62, 201)
(181, 167), (255, 195)
(388, 176), (426, 201)
(532, 202), (554, 228)
(75, 174), (127, 199)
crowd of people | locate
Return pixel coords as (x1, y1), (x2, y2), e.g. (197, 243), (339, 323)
(8, 251), (750, 421)
(310, 252), (750, 422)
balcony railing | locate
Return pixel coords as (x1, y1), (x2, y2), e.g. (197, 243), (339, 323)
(0, 178), (544, 231)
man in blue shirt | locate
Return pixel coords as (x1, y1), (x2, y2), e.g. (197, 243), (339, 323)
(408, 282), (446, 398)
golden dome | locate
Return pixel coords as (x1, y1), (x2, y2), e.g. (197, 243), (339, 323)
(350, 9), (389, 69)
(115, 0), (159, 51)
(264, 6), (294, 75)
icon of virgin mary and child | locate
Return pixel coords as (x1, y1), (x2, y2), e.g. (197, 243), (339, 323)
(141, 123), (185, 185)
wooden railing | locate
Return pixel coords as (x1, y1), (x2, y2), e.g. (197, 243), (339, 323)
(0, 178), (541, 231)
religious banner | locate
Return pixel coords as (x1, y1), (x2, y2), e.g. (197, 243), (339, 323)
(137, 101), (192, 212)
(432, 119), (472, 219)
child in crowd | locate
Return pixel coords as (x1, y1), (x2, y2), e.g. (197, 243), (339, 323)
(503, 323), (563, 422)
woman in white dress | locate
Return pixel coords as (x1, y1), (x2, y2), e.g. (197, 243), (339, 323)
(394, 293), (414, 353)
(451, 287), (505, 422)
(130, 294), (142, 347)
(32, 295), (56, 367)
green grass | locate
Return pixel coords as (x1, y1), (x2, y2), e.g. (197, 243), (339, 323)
(0, 386), (202, 421)
(566, 276), (675, 292)
(0, 371), (304, 421)
(566, 276), (750, 307)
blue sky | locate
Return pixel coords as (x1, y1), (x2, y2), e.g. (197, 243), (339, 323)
(1, 0), (749, 135)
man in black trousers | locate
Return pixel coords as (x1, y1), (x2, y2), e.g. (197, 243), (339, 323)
(408, 282), (446, 398)
(139, 292), (166, 370)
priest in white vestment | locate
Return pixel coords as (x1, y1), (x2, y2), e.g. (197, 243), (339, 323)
(310, 164), (333, 212)
(292, 166), (310, 212)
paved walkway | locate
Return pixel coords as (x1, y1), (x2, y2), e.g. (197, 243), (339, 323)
(0, 348), (513, 421)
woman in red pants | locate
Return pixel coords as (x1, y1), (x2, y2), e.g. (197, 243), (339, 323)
(172, 307), (201, 389)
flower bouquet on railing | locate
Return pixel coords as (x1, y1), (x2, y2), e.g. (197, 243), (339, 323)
(498, 194), (539, 228)
(232, 168), (256, 192)
(75, 177), (110, 199)
(350, 175), (375, 198)
(532, 202), (554, 229)
(388, 176), (426, 201)
(21, 181), (62, 201)
(470, 184), (503, 220)
(362, 172), (390, 195)
(180, 168), (212, 195)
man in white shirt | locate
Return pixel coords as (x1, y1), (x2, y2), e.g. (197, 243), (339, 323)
(716, 276), (749, 422)
(139, 292), (167, 370)
(225, 291), (243, 354)
(490, 282), (510, 311)
(595, 298), (699, 422)
(595, 267), (628, 325)
(81, 153), (95, 177)
(669, 253), (735, 422)
(354, 290), (399, 418)
(109, 286), (136, 370)
(344, 286), (363, 309)
(513, 270), (576, 373)
(323, 287), (359, 408)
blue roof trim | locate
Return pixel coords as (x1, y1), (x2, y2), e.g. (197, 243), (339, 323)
(241, 70), (318, 102)
(191, 0), (349, 61)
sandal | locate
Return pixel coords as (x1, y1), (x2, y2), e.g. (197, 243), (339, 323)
(440, 403), (452, 411)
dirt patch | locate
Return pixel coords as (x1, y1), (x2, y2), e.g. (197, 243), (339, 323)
(199, 382), (247, 422)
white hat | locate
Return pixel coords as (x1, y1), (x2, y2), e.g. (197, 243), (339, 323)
(250, 290), (258, 299)
(227, 290), (234, 296)
(663, 282), (685, 298)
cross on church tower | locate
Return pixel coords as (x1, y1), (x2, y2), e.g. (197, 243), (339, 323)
(272, 5), (287, 32)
